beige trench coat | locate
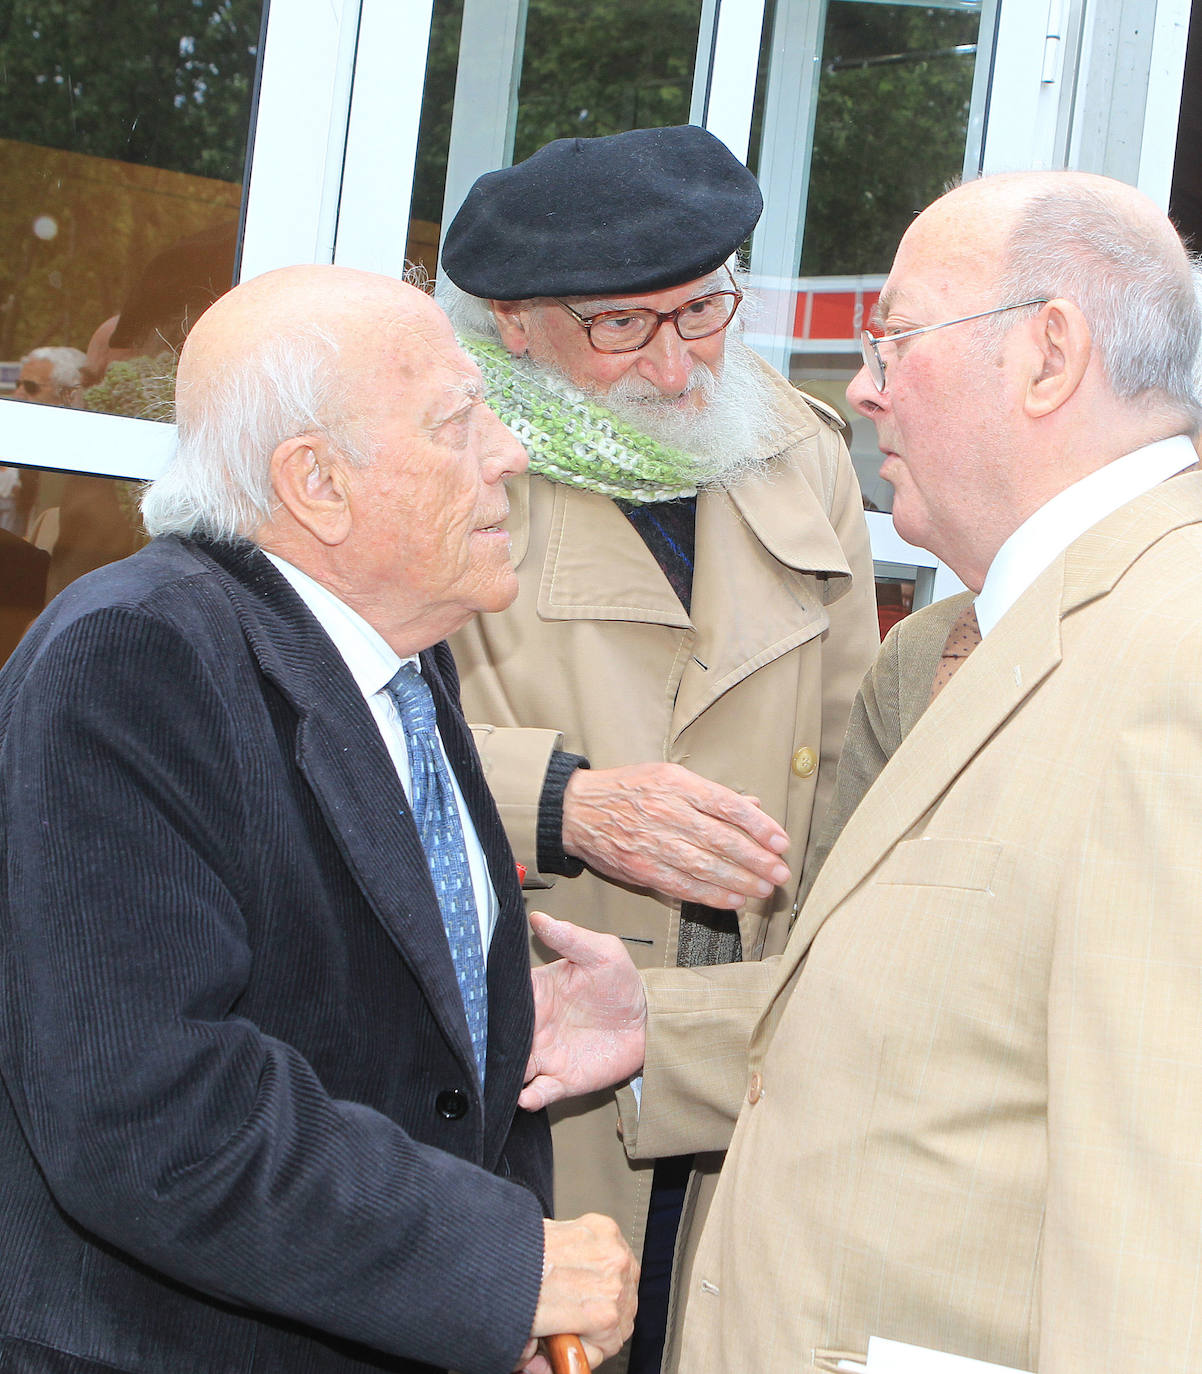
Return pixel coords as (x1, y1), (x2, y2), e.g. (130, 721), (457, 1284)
(449, 361), (878, 1323)
(622, 474), (1202, 1373)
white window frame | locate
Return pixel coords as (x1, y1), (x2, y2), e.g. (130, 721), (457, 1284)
(4, 0), (1190, 600)
(1, 0), (373, 482)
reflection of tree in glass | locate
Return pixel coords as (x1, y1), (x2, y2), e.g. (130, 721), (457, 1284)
(801, 3), (981, 277)
(512, 0), (701, 161)
(83, 355), (176, 422)
(411, 0), (465, 226)
(0, 0), (262, 180)
(410, 0), (702, 225)
(0, 3), (255, 363)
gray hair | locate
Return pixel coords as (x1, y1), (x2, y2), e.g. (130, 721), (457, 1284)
(435, 278), (506, 341)
(1193, 260), (1202, 400)
(141, 326), (376, 542)
(983, 183), (1202, 428)
(21, 345), (86, 388)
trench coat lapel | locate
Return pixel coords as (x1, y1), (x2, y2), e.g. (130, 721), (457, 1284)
(532, 481), (690, 626)
(294, 705), (477, 1063)
(673, 459), (854, 734)
(518, 451), (855, 738)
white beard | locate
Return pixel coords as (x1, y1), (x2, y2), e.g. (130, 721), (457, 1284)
(528, 336), (788, 490)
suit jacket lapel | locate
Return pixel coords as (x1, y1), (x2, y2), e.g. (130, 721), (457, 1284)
(200, 540), (481, 1086)
(422, 644), (533, 1138)
(783, 471), (1202, 994)
(789, 562), (1063, 970)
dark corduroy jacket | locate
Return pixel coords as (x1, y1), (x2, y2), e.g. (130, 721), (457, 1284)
(0, 536), (551, 1374)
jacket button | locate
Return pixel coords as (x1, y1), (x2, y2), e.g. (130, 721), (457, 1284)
(747, 1071), (764, 1105)
(791, 746), (817, 778)
(436, 1089), (469, 1120)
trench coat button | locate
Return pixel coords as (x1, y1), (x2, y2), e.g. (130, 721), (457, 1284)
(747, 1071), (764, 1105)
(791, 746), (818, 778)
(436, 1089), (469, 1120)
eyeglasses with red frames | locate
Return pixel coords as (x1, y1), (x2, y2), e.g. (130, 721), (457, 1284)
(552, 266), (744, 355)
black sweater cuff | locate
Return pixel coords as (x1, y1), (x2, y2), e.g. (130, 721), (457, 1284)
(536, 750), (590, 877)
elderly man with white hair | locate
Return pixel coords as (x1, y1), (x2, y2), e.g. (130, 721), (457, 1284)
(0, 264), (635, 1374)
(437, 124), (879, 1373)
(13, 344), (87, 405)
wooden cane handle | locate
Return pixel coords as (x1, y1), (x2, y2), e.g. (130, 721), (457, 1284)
(542, 1333), (589, 1373)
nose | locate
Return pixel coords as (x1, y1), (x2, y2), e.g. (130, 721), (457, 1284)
(481, 405), (528, 481)
(846, 363), (888, 419)
(634, 324), (692, 395)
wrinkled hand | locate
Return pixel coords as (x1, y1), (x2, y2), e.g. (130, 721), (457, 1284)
(516, 1214), (639, 1372)
(561, 762), (790, 908)
(520, 912), (647, 1112)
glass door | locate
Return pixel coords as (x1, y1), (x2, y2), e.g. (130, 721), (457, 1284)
(745, 0), (998, 614)
(0, 0), (365, 665)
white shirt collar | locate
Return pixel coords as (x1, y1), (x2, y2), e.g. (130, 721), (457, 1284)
(975, 435), (1197, 637)
(261, 552), (416, 693)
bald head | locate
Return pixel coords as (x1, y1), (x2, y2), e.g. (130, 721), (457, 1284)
(911, 171), (1200, 426)
(177, 264), (447, 420)
(145, 266), (459, 543)
(847, 171), (1201, 588)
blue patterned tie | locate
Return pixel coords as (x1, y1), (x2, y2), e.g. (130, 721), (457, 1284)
(386, 662), (487, 1081)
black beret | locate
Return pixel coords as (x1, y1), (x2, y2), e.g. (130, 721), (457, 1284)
(440, 125), (763, 300)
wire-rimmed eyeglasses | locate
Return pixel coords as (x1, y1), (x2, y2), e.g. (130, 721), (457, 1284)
(552, 266), (744, 354)
(859, 298), (1049, 392)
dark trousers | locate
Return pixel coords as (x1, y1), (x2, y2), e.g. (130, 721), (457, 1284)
(626, 1154), (692, 1374)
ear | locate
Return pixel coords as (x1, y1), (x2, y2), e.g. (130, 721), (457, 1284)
(1023, 299), (1092, 419)
(268, 435), (353, 546)
(490, 299), (536, 357)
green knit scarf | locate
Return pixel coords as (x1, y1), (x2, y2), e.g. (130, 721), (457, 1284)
(462, 335), (703, 504)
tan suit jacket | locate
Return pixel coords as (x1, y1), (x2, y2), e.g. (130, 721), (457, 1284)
(625, 472), (1202, 1372)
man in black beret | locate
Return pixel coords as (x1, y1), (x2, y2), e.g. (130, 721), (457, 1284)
(439, 124), (879, 1374)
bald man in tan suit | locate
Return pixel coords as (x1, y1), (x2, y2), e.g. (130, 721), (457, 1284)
(519, 169), (1202, 1374)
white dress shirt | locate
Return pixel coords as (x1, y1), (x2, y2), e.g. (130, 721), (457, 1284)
(264, 552), (498, 953)
(975, 435), (1198, 637)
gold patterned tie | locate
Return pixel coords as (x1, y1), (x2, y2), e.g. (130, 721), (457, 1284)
(930, 602), (982, 702)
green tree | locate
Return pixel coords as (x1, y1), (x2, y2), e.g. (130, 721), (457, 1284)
(0, 0), (257, 360)
(799, 3), (980, 276)
(0, 0), (261, 178)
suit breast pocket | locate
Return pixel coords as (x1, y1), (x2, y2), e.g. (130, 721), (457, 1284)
(823, 834), (1055, 1041)
(876, 835), (1004, 892)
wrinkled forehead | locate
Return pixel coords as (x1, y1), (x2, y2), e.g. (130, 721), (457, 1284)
(368, 309), (483, 416)
(874, 201), (1004, 325)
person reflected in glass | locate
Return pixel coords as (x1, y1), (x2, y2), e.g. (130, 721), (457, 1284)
(11, 346), (87, 408)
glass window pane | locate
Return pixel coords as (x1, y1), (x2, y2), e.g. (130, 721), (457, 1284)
(512, 0), (704, 158)
(409, 0), (466, 278)
(749, 0), (991, 620)
(801, 1), (984, 278)
(0, 464), (146, 667)
(406, 0), (706, 282)
(0, 1), (264, 423)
